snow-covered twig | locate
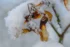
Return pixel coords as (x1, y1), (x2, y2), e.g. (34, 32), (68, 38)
(52, 5), (61, 28)
(60, 24), (70, 42)
(50, 23), (70, 43)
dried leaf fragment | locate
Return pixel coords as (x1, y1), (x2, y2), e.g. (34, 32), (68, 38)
(64, 0), (70, 11)
(39, 26), (48, 41)
(64, 0), (68, 8)
(22, 29), (30, 34)
(44, 11), (52, 21)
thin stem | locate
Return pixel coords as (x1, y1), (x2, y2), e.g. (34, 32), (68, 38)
(62, 24), (70, 37)
(52, 5), (61, 28)
(51, 23), (70, 43)
(50, 23), (61, 37)
(28, 3), (32, 15)
(60, 24), (70, 42)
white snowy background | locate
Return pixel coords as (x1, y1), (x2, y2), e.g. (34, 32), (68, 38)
(0, 0), (70, 47)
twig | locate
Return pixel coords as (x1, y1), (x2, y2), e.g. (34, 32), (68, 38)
(28, 3), (32, 15)
(50, 23), (61, 37)
(62, 24), (70, 37)
(51, 23), (70, 43)
(59, 24), (70, 42)
(52, 5), (61, 28)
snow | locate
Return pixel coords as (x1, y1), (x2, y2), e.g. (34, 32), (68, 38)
(46, 23), (59, 42)
(63, 28), (70, 47)
(33, 40), (64, 47)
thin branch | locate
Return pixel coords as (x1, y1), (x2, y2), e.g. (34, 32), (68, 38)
(59, 24), (70, 43)
(50, 23), (70, 43)
(50, 23), (61, 37)
(52, 5), (61, 28)
(62, 24), (70, 37)
(28, 3), (32, 15)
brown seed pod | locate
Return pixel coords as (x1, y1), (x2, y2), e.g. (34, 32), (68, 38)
(39, 15), (48, 41)
(32, 11), (41, 19)
(24, 11), (41, 24)
(40, 15), (48, 29)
